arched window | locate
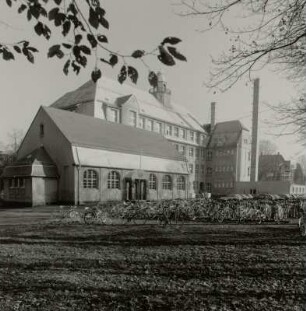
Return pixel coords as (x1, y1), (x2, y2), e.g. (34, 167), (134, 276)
(162, 175), (172, 190)
(177, 176), (185, 190)
(107, 171), (120, 189)
(83, 169), (98, 189)
(149, 174), (157, 190)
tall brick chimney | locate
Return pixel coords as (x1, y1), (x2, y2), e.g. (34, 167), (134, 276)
(210, 102), (216, 130)
(250, 78), (260, 182)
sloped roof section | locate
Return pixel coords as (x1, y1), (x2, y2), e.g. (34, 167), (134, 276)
(213, 120), (249, 133)
(49, 77), (205, 132)
(43, 107), (185, 161)
(207, 120), (249, 148)
(51, 80), (96, 109)
(1, 147), (58, 178)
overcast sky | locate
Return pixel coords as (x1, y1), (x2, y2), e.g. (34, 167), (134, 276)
(0, 0), (303, 159)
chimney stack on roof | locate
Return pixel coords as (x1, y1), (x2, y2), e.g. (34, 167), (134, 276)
(210, 102), (216, 130)
(150, 71), (172, 109)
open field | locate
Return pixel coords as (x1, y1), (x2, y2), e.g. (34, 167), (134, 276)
(0, 207), (305, 311)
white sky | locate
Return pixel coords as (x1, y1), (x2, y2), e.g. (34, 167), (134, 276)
(0, 0), (304, 159)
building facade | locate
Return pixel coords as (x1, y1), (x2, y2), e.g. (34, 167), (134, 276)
(205, 120), (252, 196)
(51, 74), (207, 197)
(1, 107), (189, 205)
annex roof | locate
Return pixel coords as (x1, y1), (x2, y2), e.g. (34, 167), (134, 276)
(50, 77), (205, 132)
(1, 147), (58, 178)
(43, 106), (185, 162)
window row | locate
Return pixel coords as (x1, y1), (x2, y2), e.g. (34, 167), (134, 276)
(215, 165), (235, 172)
(214, 182), (234, 189)
(215, 149), (235, 157)
(175, 144), (206, 158)
(82, 170), (186, 191)
(9, 178), (25, 188)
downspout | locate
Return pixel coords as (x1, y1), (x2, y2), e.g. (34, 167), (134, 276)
(74, 146), (81, 205)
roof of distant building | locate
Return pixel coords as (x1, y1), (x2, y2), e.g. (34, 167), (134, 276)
(50, 77), (205, 132)
(43, 106), (185, 161)
(207, 120), (249, 148)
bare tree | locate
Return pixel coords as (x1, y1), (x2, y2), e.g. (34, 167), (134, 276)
(176, 0), (305, 90)
(259, 139), (278, 155)
(6, 129), (24, 155)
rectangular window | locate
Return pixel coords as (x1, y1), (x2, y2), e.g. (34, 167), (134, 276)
(155, 122), (162, 134)
(147, 119), (154, 131)
(129, 110), (137, 127)
(195, 164), (199, 173)
(201, 165), (205, 173)
(190, 131), (194, 141)
(174, 144), (179, 151)
(138, 116), (145, 129)
(165, 124), (172, 136)
(189, 164), (193, 173)
(189, 147), (194, 157)
(206, 167), (212, 176)
(248, 167), (250, 176)
(180, 128), (186, 139)
(207, 151), (212, 160)
(180, 145), (186, 155)
(195, 148), (200, 158)
(206, 183), (212, 193)
(174, 127), (179, 137)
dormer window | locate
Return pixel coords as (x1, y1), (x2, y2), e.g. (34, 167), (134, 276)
(40, 124), (44, 138)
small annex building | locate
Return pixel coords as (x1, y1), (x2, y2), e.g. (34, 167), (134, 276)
(1, 107), (189, 206)
(1, 147), (58, 206)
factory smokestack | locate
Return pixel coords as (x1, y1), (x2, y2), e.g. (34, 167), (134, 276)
(250, 78), (260, 182)
(210, 102), (216, 130)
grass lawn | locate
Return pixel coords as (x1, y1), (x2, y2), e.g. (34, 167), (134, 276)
(0, 215), (305, 310)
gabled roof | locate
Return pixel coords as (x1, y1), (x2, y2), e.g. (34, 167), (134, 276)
(213, 120), (249, 133)
(50, 77), (205, 132)
(51, 80), (96, 109)
(207, 120), (249, 148)
(1, 147), (58, 178)
(43, 107), (185, 161)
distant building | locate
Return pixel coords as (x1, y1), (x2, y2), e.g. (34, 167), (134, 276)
(1, 107), (188, 206)
(237, 152), (306, 196)
(205, 120), (251, 195)
(258, 153), (292, 182)
(51, 74), (207, 197)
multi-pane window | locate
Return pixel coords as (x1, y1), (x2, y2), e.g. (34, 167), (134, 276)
(206, 167), (212, 176)
(155, 122), (162, 134)
(201, 165), (205, 173)
(177, 176), (186, 190)
(189, 147), (194, 157)
(207, 151), (212, 160)
(180, 145), (186, 155)
(195, 164), (199, 173)
(189, 164), (193, 173)
(129, 110), (137, 127)
(108, 108), (119, 123)
(9, 177), (25, 188)
(83, 170), (98, 189)
(196, 148), (200, 158)
(165, 124), (172, 136)
(147, 119), (154, 131)
(138, 116), (145, 129)
(149, 174), (157, 190)
(162, 175), (172, 190)
(174, 127), (179, 137)
(193, 181), (198, 190)
(180, 128), (187, 139)
(190, 131), (194, 141)
(107, 171), (120, 189)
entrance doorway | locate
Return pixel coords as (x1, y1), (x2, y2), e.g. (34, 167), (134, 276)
(124, 178), (133, 201)
(135, 179), (147, 201)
